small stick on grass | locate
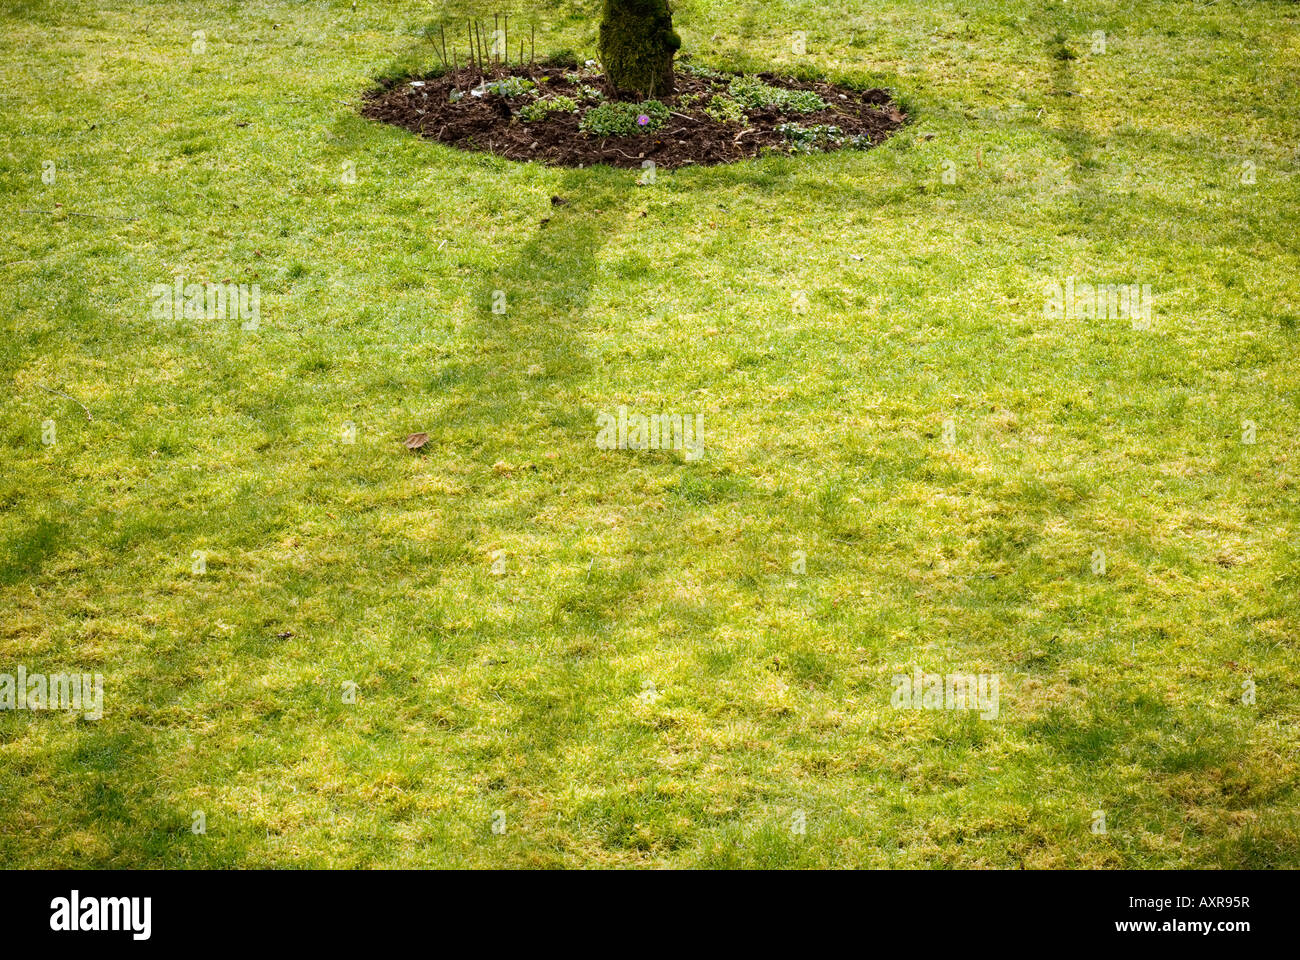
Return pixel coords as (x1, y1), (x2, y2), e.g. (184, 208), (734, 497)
(35, 383), (92, 421)
(21, 207), (138, 222)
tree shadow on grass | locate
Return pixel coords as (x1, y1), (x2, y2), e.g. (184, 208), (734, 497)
(441, 165), (636, 435)
(1036, 19), (1101, 221)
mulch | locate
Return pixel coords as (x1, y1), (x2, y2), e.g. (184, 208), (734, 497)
(360, 63), (906, 169)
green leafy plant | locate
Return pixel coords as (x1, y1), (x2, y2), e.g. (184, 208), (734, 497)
(518, 95), (581, 123)
(728, 75), (826, 113)
(776, 122), (846, 152)
(772, 122), (873, 153)
(703, 94), (745, 124)
(579, 99), (669, 136)
(485, 76), (535, 98)
(679, 60), (723, 79)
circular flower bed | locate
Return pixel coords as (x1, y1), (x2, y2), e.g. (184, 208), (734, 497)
(362, 59), (906, 169)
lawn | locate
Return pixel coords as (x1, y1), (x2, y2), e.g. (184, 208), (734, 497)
(1, 0), (1297, 868)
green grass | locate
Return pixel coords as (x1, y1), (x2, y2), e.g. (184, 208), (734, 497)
(1, 0), (1297, 868)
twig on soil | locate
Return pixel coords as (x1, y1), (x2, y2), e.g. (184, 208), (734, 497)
(35, 383), (92, 421)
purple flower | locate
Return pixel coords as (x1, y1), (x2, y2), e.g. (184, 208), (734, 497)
(637, 114), (650, 126)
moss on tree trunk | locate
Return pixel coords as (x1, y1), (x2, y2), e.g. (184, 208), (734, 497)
(598, 0), (681, 100)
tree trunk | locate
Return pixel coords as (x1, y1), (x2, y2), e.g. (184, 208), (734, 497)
(598, 0), (681, 100)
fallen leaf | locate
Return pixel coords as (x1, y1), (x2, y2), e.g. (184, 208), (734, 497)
(404, 432), (429, 450)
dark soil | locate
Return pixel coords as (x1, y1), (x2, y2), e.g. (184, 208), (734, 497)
(361, 63), (906, 170)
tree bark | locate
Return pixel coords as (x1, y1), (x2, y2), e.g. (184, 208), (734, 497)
(598, 0), (681, 100)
